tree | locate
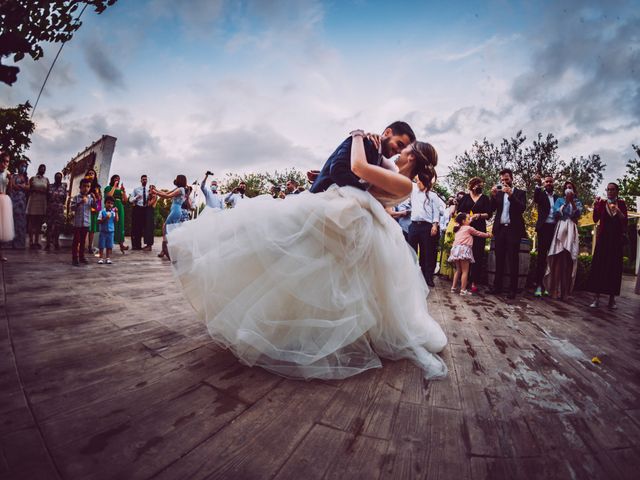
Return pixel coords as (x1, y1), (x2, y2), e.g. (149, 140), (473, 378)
(0, 102), (35, 171)
(558, 154), (605, 206)
(446, 131), (606, 232)
(0, 0), (118, 85)
(616, 145), (640, 209)
(263, 168), (309, 192)
(221, 168), (310, 198)
(446, 138), (503, 195)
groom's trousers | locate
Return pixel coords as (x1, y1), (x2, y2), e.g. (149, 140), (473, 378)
(408, 221), (439, 283)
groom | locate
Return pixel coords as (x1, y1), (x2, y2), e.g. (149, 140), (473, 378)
(309, 121), (416, 193)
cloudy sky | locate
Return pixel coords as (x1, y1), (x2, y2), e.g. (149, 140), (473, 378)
(1, 0), (638, 192)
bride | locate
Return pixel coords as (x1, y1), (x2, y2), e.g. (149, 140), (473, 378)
(168, 132), (448, 380)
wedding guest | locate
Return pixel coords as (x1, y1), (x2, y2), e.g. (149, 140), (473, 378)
(97, 197), (118, 264)
(409, 177), (444, 287)
(387, 198), (411, 242)
(455, 177), (492, 292)
(285, 180), (302, 195)
(635, 230), (640, 295)
(488, 168), (527, 299)
(448, 212), (492, 295)
(0, 153), (14, 262)
(104, 174), (128, 254)
(532, 174), (558, 297)
(201, 172), (224, 210)
(70, 178), (95, 266)
(130, 174), (154, 251)
(225, 181), (247, 208)
(26, 163), (49, 249)
(588, 183), (628, 309)
(45, 172), (67, 251)
(181, 185), (194, 222)
(84, 169), (102, 255)
(543, 182), (583, 300)
(9, 160), (28, 249)
(152, 174), (189, 261)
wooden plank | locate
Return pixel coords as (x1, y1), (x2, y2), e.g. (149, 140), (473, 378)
(153, 380), (337, 480)
(273, 424), (351, 480)
(52, 382), (249, 480)
(380, 402), (431, 480)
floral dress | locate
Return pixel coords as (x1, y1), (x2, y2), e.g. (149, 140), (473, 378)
(47, 183), (67, 230)
(10, 173), (28, 249)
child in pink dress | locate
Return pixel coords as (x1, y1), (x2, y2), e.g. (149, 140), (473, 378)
(448, 212), (492, 295)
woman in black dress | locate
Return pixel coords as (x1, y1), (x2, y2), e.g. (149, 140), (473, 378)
(455, 177), (492, 293)
(588, 182), (628, 309)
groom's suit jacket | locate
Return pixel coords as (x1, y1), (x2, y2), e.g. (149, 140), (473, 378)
(309, 137), (380, 193)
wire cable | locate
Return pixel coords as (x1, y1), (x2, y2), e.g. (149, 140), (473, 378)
(31, 2), (89, 118)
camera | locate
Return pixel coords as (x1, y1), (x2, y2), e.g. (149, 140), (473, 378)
(496, 184), (503, 190)
(206, 170), (214, 176)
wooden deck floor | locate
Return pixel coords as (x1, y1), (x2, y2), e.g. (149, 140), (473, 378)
(1, 247), (639, 480)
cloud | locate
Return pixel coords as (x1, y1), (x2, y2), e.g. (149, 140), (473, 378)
(510, 2), (640, 132)
(190, 125), (322, 173)
(82, 39), (126, 89)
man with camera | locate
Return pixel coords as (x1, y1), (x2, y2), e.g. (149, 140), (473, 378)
(225, 181), (248, 208)
(488, 168), (527, 299)
(201, 171), (225, 211)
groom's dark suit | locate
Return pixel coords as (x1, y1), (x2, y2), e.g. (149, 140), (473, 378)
(309, 137), (380, 193)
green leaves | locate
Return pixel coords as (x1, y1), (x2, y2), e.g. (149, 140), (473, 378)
(0, 102), (36, 171)
(0, 0), (118, 85)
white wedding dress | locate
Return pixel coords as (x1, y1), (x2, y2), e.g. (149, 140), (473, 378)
(168, 186), (448, 380)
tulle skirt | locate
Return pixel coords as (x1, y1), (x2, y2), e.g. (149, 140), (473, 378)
(168, 186), (448, 380)
(448, 244), (475, 263)
(0, 194), (15, 243)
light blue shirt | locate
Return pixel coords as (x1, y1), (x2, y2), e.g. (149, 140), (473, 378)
(553, 197), (583, 221)
(500, 192), (511, 225)
(98, 208), (116, 232)
(545, 192), (555, 223)
(394, 199), (411, 233)
(201, 184), (225, 210)
(129, 185), (150, 207)
(410, 186), (445, 224)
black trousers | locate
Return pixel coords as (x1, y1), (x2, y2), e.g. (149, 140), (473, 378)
(131, 206), (155, 249)
(493, 226), (520, 294)
(72, 227), (88, 261)
(408, 222), (438, 282)
(535, 223), (556, 287)
(469, 234), (488, 285)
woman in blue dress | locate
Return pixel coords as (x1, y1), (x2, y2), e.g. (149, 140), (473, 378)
(151, 174), (188, 261)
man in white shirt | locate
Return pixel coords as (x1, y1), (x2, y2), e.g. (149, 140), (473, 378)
(225, 181), (248, 208)
(408, 182), (445, 287)
(201, 172), (225, 211)
(129, 174), (154, 251)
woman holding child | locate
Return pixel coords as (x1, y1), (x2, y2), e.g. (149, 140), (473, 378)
(104, 174), (128, 254)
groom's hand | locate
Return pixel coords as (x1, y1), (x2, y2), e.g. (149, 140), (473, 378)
(306, 170), (320, 183)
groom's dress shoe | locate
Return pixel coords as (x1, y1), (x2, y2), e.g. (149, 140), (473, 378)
(426, 278), (435, 287)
